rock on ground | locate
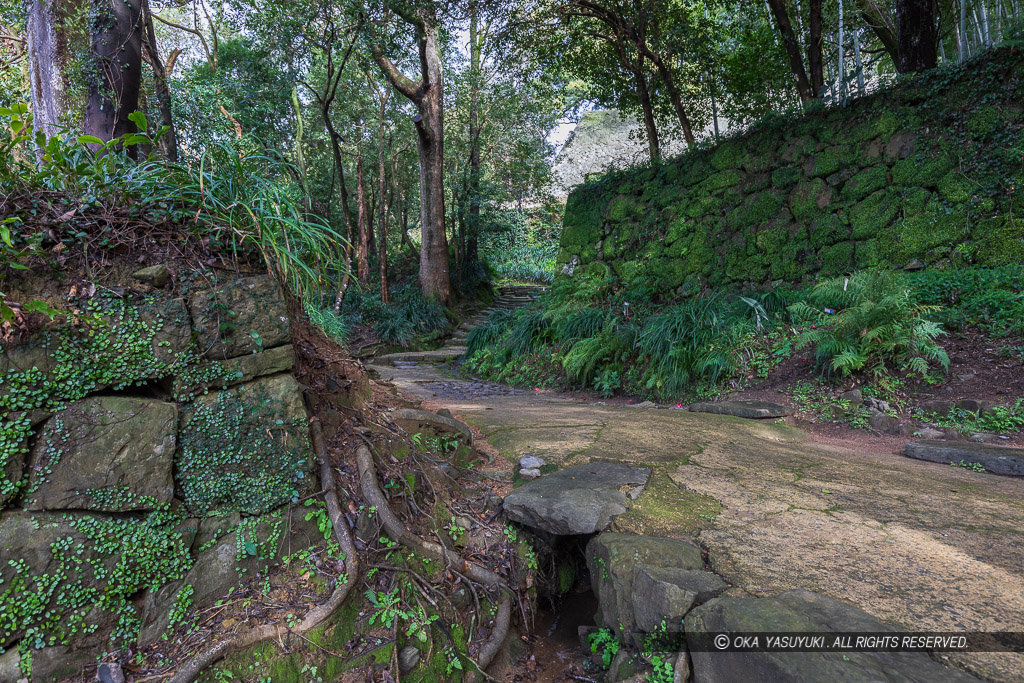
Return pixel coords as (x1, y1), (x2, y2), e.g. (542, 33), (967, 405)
(689, 400), (794, 419)
(503, 463), (650, 535)
(391, 408), (474, 446)
(905, 441), (1024, 476)
(685, 590), (979, 682)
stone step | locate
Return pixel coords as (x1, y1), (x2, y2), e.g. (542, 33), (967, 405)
(688, 400), (794, 419)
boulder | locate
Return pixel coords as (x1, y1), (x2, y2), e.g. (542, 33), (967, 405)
(587, 533), (703, 643)
(520, 468), (542, 480)
(685, 590), (979, 682)
(688, 400), (794, 419)
(189, 275), (291, 360)
(176, 373), (313, 516)
(25, 396), (177, 511)
(905, 441), (1024, 476)
(392, 408), (473, 446)
(132, 264), (171, 287)
(503, 463), (651, 535)
(631, 567), (728, 633)
(398, 645), (421, 674)
(868, 410), (907, 436)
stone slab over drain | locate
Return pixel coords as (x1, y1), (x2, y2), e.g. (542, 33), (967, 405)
(502, 462), (651, 535)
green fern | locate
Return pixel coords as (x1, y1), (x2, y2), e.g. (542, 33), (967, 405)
(790, 271), (949, 378)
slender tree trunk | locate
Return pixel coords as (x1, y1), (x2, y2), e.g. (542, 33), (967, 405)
(853, 28), (866, 94)
(632, 53), (660, 162)
(652, 56), (695, 146)
(83, 0), (144, 148)
(838, 0), (846, 103)
(959, 0), (967, 58)
(807, 0), (824, 96)
(356, 148), (370, 284)
(897, 0), (938, 71)
(290, 85), (310, 202)
(466, 0), (482, 266)
(27, 0), (84, 142)
(140, 0), (177, 161)
(372, 7), (452, 304)
(766, 0), (815, 100)
(378, 130), (390, 304)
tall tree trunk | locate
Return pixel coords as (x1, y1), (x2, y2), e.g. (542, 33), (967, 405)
(897, 0), (938, 71)
(356, 148), (370, 284)
(807, 0), (824, 96)
(83, 0), (144, 148)
(378, 131), (390, 304)
(858, 0), (900, 64)
(26, 0), (83, 141)
(632, 53), (660, 162)
(466, 0), (482, 266)
(141, 0), (177, 161)
(372, 6), (452, 304)
(652, 56), (695, 146)
(766, 0), (815, 101)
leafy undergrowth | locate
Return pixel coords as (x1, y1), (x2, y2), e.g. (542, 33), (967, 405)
(461, 266), (1024, 429)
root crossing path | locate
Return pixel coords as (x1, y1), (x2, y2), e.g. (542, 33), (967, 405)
(370, 289), (1024, 683)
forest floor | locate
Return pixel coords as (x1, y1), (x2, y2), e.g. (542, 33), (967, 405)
(370, 333), (1024, 683)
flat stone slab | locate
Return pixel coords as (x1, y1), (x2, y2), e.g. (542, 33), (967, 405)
(689, 400), (794, 419)
(905, 440), (1024, 476)
(392, 408), (473, 445)
(377, 347), (467, 366)
(503, 462), (651, 535)
(686, 590), (979, 682)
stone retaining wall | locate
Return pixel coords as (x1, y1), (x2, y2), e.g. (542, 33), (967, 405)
(0, 272), (319, 678)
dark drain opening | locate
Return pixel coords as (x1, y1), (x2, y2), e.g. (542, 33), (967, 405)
(524, 530), (600, 666)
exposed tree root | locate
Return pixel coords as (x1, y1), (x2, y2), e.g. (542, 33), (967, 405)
(168, 419), (359, 683)
(355, 445), (512, 680)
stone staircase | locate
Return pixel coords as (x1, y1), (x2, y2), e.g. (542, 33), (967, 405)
(375, 284), (544, 368)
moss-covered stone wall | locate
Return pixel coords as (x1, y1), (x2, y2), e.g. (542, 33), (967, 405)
(558, 49), (1024, 293)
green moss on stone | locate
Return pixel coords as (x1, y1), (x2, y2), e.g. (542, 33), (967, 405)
(850, 190), (898, 239)
(771, 165), (802, 190)
(789, 179), (827, 221)
(938, 172), (973, 204)
(821, 241), (856, 275)
(892, 154), (953, 187)
(843, 166), (888, 201)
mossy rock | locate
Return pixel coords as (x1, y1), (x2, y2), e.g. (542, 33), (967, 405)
(938, 172), (974, 204)
(189, 275), (291, 361)
(702, 169), (743, 192)
(608, 195), (642, 222)
(891, 153), (953, 187)
(850, 190), (898, 239)
(854, 239), (883, 268)
(974, 215), (1024, 265)
(967, 105), (1003, 138)
(809, 214), (850, 248)
(666, 216), (694, 244)
(807, 146), (851, 177)
(820, 241), (857, 275)
(771, 165), (802, 190)
(888, 200), (969, 263)
(789, 178), (827, 221)
(710, 140), (750, 171)
(843, 165), (888, 201)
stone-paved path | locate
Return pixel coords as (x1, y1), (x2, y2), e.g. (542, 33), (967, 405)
(368, 288), (1024, 682)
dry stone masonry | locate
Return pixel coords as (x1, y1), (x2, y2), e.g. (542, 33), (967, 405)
(0, 271), (318, 677)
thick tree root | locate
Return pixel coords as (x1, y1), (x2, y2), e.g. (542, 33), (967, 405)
(168, 420), (359, 683)
(355, 445), (512, 680)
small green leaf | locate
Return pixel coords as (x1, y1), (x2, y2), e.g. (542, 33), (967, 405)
(77, 135), (105, 146)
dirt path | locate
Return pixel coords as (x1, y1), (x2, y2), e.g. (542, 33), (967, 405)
(369, 320), (1024, 682)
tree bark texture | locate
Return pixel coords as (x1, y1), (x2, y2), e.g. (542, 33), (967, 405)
(141, 0), (177, 161)
(26, 0), (84, 139)
(765, 0), (816, 101)
(896, 0), (938, 72)
(83, 0), (144, 146)
(356, 149), (370, 284)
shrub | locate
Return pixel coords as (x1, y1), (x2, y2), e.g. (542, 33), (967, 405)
(790, 271), (949, 378)
(637, 294), (745, 398)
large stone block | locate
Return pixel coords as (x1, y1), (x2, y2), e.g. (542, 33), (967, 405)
(175, 373), (313, 516)
(24, 396), (177, 511)
(685, 590), (979, 682)
(586, 533), (703, 644)
(137, 507), (322, 645)
(189, 275), (291, 360)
